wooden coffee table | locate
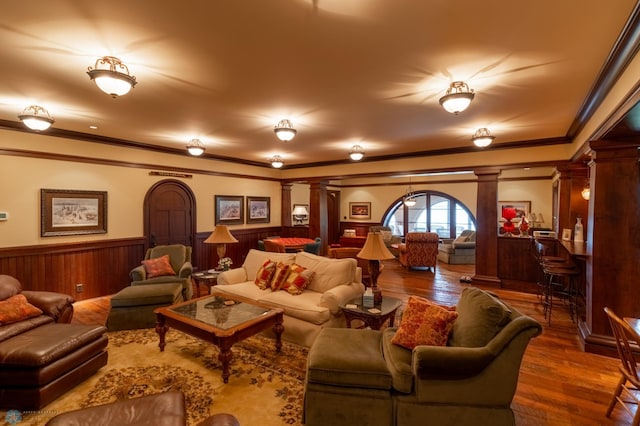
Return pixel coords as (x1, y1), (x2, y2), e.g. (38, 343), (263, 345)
(341, 296), (403, 330)
(154, 292), (284, 383)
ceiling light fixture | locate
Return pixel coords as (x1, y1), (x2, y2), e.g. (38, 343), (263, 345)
(274, 119), (297, 141)
(439, 81), (475, 114)
(581, 179), (590, 201)
(18, 105), (55, 131)
(349, 145), (365, 161)
(403, 178), (417, 207)
(472, 127), (495, 147)
(186, 138), (205, 156)
(270, 155), (284, 168)
(87, 56), (137, 98)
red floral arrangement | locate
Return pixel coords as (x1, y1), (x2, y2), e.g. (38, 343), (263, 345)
(502, 207), (517, 233)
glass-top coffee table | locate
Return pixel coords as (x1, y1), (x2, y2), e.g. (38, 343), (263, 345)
(340, 296), (403, 330)
(154, 292), (284, 383)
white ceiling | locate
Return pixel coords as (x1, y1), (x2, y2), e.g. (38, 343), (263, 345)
(0, 0), (637, 167)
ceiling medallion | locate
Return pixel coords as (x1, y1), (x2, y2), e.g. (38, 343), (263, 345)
(471, 127), (495, 147)
(87, 56), (137, 98)
(18, 105), (55, 131)
(274, 119), (297, 142)
(439, 81), (475, 114)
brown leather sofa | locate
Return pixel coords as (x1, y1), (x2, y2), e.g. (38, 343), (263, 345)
(0, 275), (108, 410)
(46, 391), (240, 425)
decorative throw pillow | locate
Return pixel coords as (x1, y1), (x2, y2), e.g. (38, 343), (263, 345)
(255, 259), (277, 290)
(142, 255), (176, 278)
(281, 263), (315, 295)
(391, 295), (458, 350)
(0, 294), (43, 325)
(269, 262), (291, 291)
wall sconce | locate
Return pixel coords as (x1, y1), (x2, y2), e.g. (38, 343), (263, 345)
(472, 127), (495, 147)
(186, 138), (205, 156)
(270, 155), (284, 168)
(87, 56), (137, 97)
(349, 145), (365, 161)
(273, 119), (297, 141)
(439, 81), (475, 114)
(18, 105), (55, 131)
(292, 205), (309, 225)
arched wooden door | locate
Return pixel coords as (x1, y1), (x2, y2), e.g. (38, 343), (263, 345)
(144, 180), (196, 249)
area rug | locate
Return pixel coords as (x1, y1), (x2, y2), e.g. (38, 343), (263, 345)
(3, 328), (308, 426)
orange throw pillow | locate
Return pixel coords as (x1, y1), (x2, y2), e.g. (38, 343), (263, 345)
(281, 263), (315, 295)
(0, 294), (43, 325)
(142, 254), (176, 278)
(255, 259), (277, 290)
(270, 262), (291, 291)
(391, 295), (458, 350)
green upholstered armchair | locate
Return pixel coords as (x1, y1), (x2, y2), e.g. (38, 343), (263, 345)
(130, 244), (194, 300)
(382, 287), (542, 426)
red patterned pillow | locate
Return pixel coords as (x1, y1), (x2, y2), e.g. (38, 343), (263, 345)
(281, 263), (315, 295)
(255, 259), (277, 289)
(142, 255), (176, 278)
(391, 295), (458, 350)
(0, 294), (43, 325)
(270, 262), (291, 291)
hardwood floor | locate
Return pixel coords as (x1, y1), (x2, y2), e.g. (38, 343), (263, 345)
(72, 260), (634, 425)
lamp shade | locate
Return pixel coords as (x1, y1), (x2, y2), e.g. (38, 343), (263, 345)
(204, 225), (239, 244)
(357, 232), (395, 260)
(292, 205), (309, 216)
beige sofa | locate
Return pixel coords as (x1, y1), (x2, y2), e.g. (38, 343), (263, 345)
(214, 249), (365, 347)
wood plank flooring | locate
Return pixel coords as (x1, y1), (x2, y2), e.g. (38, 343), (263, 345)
(72, 260), (634, 425)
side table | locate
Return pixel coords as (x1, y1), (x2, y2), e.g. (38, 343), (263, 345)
(340, 296), (403, 330)
(192, 271), (220, 297)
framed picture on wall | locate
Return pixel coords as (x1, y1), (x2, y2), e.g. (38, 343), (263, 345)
(498, 200), (531, 220)
(246, 196), (270, 224)
(349, 202), (371, 220)
(215, 195), (244, 225)
(41, 189), (108, 236)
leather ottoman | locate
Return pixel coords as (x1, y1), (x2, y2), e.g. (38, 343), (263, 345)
(46, 391), (240, 425)
(0, 323), (108, 410)
(107, 283), (183, 331)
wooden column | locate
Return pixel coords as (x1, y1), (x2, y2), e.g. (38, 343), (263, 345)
(580, 140), (640, 355)
(309, 180), (328, 254)
(281, 182), (293, 227)
(473, 168), (501, 286)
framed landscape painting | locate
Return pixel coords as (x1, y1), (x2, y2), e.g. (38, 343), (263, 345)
(215, 195), (244, 225)
(41, 189), (107, 236)
(349, 202), (371, 220)
(246, 196), (270, 224)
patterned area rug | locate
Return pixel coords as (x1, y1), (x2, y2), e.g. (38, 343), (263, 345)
(4, 329), (308, 425)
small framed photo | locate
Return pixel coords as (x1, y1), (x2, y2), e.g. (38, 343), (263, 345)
(215, 195), (244, 225)
(562, 228), (572, 241)
(246, 196), (270, 224)
(349, 202), (371, 220)
(41, 189), (108, 237)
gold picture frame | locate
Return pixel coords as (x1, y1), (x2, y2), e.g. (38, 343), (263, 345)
(41, 189), (108, 237)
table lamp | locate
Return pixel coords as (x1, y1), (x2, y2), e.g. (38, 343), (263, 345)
(357, 232), (395, 304)
(204, 225), (238, 268)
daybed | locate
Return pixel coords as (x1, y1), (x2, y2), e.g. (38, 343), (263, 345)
(214, 249), (365, 347)
(304, 287), (542, 426)
(0, 275), (108, 410)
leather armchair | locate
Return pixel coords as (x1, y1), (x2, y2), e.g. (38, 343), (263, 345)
(130, 244), (193, 300)
(397, 232), (439, 271)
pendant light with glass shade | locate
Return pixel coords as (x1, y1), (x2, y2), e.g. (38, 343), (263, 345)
(270, 155), (284, 168)
(439, 81), (475, 114)
(349, 145), (365, 161)
(403, 177), (417, 207)
(273, 119), (297, 141)
(472, 127), (495, 147)
(18, 105), (55, 131)
(186, 138), (206, 156)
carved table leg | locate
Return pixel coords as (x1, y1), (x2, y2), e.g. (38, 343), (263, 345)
(218, 340), (234, 384)
(155, 314), (168, 352)
(273, 313), (284, 353)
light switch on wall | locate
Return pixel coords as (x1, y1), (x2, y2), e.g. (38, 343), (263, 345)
(0, 212), (8, 221)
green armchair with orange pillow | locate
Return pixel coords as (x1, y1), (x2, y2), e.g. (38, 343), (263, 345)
(129, 244), (194, 300)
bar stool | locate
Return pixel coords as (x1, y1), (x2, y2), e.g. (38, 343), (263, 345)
(541, 261), (580, 326)
(531, 239), (569, 302)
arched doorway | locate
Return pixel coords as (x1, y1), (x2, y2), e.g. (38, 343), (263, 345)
(143, 179), (196, 250)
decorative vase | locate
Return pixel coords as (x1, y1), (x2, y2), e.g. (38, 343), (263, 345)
(574, 217), (584, 243)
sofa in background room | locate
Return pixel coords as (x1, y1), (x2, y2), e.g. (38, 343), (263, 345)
(437, 230), (476, 264)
